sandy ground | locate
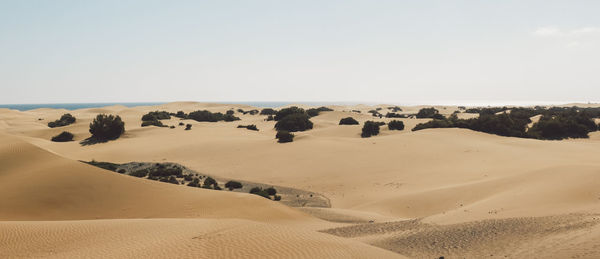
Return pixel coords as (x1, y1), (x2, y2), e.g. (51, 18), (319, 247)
(1, 102), (600, 258)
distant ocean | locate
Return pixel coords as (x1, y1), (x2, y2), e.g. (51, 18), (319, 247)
(0, 102), (359, 111)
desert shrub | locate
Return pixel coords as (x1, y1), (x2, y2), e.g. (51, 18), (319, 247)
(528, 113), (598, 140)
(203, 177), (217, 188)
(141, 120), (166, 127)
(275, 130), (294, 143)
(249, 187), (271, 199)
(226, 110), (235, 115)
(388, 106), (402, 112)
(117, 169), (126, 174)
(187, 178), (200, 187)
(141, 111), (170, 121)
(273, 195), (282, 201)
(130, 169), (148, 178)
(265, 187), (277, 196)
(179, 122), (185, 126)
(339, 117), (359, 125)
(183, 174), (193, 181)
(174, 111), (187, 118)
(188, 110), (240, 122)
(243, 109), (259, 115)
(237, 109), (244, 113)
(385, 112), (407, 118)
(185, 124), (192, 130)
(306, 106), (333, 117)
(225, 180), (243, 190)
(266, 115), (274, 121)
(416, 107), (440, 119)
(368, 110), (382, 117)
(458, 106), (466, 110)
(388, 120), (405, 130)
(238, 124), (259, 131)
(361, 121), (381, 138)
(274, 106), (305, 121)
(51, 131), (74, 142)
(48, 113), (76, 128)
(412, 119), (454, 131)
(89, 114), (125, 141)
(351, 110), (361, 113)
(148, 166), (183, 178)
(274, 113), (313, 132)
(83, 160), (119, 171)
(169, 125), (175, 129)
(260, 108), (277, 115)
(159, 175), (179, 185)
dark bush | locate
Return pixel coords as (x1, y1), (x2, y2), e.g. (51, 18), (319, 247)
(225, 180), (243, 190)
(169, 125), (175, 129)
(388, 106), (402, 112)
(141, 111), (170, 121)
(260, 108), (277, 115)
(187, 178), (200, 187)
(243, 109), (259, 115)
(361, 121), (381, 138)
(385, 112), (407, 118)
(226, 110), (235, 115)
(274, 113), (313, 132)
(159, 175), (179, 185)
(249, 187), (271, 199)
(51, 131), (74, 142)
(265, 187), (277, 196)
(416, 107), (440, 119)
(388, 120), (405, 130)
(339, 117), (359, 125)
(237, 109), (244, 113)
(130, 169), (148, 178)
(179, 122), (185, 126)
(352, 110), (361, 113)
(306, 106), (333, 117)
(185, 124), (192, 130)
(48, 113), (76, 128)
(274, 195), (282, 201)
(203, 177), (217, 188)
(141, 120), (166, 127)
(412, 119), (454, 131)
(117, 169), (126, 174)
(266, 115), (274, 121)
(83, 160), (119, 171)
(89, 114), (125, 141)
(173, 111), (187, 119)
(183, 174), (193, 181)
(188, 110), (240, 122)
(238, 125), (258, 131)
(148, 166), (183, 178)
(275, 130), (294, 143)
(274, 106), (305, 121)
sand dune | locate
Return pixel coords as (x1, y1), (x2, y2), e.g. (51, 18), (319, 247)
(2, 102), (600, 257)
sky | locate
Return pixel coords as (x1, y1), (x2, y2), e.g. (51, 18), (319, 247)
(1, 0), (599, 105)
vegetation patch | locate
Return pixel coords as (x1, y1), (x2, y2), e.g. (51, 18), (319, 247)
(51, 131), (74, 142)
(276, 130), (294, 143)
(361, 121), (381, 138)
(339, 117), (359, 125)
(388, 120), (405, 130)
(89, 114), (125, 141)
(188, 110), (240, 122)
(237, 124), (258, 131)
(48, 113), (76, 128)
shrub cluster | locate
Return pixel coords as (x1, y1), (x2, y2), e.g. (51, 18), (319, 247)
(51, 131), (74, 142)
(83, 160), (120, 171)
(141, 111), (171, 121)
(249, 187), (278, 200)
(387, 106), (403, 112)
(141, 120), (166, 127)
(306, 106), (333, 117)
(275, 113), (313, 132)
(361, 121), (381, 138)
(237, 124), (258, 131)
(89, 114), (125, 141)
(339, 117), (359, 125)
(388, 120), (405, 131)
(385, 112), (407, 118)
(368, 110), (383, 118)
(225, 180), (243, 190)
(412, 107), (600, 140)
(173, 111), (187, 119)
(260, 108), (277, 115)
(188, 110), (240, 122)
(276, 130), (294, 143)
(185, 124), (192, 130)
(416, 107), (445, 119)
(202, 176), (220, 189)
(48, 113), (76, 128)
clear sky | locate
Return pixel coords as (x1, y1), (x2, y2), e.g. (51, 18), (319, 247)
(1, 0), (599, 105)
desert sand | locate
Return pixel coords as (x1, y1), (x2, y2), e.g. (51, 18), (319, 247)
(2, 102), (600, 258)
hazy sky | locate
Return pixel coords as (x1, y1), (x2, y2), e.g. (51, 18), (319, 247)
(1, 1), (599, 105)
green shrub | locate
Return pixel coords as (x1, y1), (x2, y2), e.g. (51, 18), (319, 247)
(130, 169), (148, 178)
(265, 187), (277, 196)
(388, 106), (402, 112)
(185, 124), (192, 130)
(159, 175), (179, 185)
(226, 110), (235, 115)
(339, 117), (359, 125)
(187, 178), (200, 187)
(141, 111), (170, 121)
(416, 107), (440, 119)
(276, 131), (294, 143)
(225, 180), (243, 190)
(274, 106), (305, 121)
(48, 113), (76, 128)
(361, 121), (381, 138)
(274, 113), (313, 132)
(174, 111), (187, 119)
(141, 120), (166, 127)
(51, 131), (74, 142)
(260, 108), (277, 115)
(89, 114), (125, 141)
(266, 115), (274, 121)
(385, 112), (407, 118)
(388, 120), (405, 131)
(188, 110), (240, 122)
(238, 125), (258, 131)
(203, 177), (217, 188)
(273, 195), (282, 201)
(249, 187), (271, 199)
